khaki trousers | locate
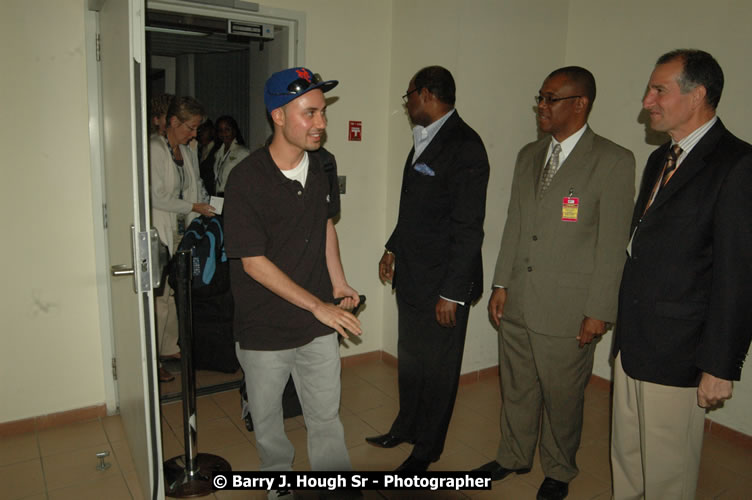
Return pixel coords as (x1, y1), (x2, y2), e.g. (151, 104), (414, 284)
(611, 354), (705, 500)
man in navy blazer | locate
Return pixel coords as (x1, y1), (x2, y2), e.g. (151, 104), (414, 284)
(612, 49), (752, 500)
(365, 66), (490, 471)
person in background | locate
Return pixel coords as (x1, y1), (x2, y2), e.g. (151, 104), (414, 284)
(148, 92), (176, 382)
(196, 119), (219, 195)
(148, 93), (174, 137)
(197, 118), (216, 164)
(149, 96), (214, 382)
(213, 115), (250, 196)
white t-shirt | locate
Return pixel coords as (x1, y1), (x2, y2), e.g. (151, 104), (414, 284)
(280, 152), (309, 187)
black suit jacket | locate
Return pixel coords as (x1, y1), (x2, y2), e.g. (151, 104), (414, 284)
(386, 111), (490, 309)
(614, 119), (752, 386)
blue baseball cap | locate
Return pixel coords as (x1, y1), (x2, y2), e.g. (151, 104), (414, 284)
(264, 67), (338, 112)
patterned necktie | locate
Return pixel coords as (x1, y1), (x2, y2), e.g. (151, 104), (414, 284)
(643, 143), (683, 215)
(538, 143), (562, 198)
(661, 144), (683, 186)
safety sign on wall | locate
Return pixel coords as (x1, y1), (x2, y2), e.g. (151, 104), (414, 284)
(349, 121), (362, 141)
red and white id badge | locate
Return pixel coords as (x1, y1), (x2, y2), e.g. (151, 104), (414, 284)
(562, 197), (579, 222)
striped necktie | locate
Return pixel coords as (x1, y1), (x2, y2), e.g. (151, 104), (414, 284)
(643, 144), (683, 215)
(661, 143), (682, 186)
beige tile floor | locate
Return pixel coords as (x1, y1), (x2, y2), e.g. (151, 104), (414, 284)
(2, 358), (750, 499)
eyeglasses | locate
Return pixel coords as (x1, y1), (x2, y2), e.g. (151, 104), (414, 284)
(179, 120), (199, 132)
(269, 73), (325, 96)
(402, 87), (420, 104)
(535, 94), (581, 105)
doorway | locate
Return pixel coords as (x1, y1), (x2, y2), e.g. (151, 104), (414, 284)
(88, 1), (305, 496)
(144, 3), (296, 403)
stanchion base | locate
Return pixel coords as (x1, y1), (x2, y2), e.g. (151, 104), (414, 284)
(164, 453), (231, 498)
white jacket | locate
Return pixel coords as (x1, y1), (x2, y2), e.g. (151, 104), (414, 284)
(213, 139), (250, 193)
(149, 134), (208, 254)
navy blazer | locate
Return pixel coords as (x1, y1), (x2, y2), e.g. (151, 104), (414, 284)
(386, 111), (490, 308)
(615, 119), (752, 386)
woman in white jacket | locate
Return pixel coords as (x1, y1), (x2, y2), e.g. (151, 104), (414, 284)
(150, 96), (214, 379)
(212, 115), (250, 195)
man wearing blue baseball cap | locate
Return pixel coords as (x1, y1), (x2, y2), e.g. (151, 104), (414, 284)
(224, 67), (361, 499)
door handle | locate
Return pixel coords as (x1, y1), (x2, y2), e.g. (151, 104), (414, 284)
(110, 227), (161, 291)
(111, 264), (135, 277)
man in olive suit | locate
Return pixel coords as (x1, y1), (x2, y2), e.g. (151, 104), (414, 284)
(475, 66), (635, 500)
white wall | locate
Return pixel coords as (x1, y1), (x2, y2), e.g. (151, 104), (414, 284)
(565, 0), (752, 436)
(0, 0), (105, 422)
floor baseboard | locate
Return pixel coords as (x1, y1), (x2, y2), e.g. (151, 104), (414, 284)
(0, 404), (106, 437)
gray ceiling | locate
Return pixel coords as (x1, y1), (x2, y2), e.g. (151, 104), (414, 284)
(146, 9), (272, 57)
(147, 31), (252, 57)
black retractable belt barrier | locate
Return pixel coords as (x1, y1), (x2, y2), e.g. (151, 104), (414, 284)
(164, 250), (231, 497)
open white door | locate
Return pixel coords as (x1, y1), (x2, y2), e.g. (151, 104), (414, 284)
(98, 0), (163, 497)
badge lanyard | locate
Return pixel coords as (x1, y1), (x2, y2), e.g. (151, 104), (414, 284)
(216, 145), (232, 187)
(165, 136), (187, 234)
(164, 136), (186, 200)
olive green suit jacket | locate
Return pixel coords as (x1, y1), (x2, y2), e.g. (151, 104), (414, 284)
(493, 127), (635, 337)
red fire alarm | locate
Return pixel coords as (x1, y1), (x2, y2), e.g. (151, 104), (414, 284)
(348, 121), (362, 141)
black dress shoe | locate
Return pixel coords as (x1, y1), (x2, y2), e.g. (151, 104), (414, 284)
(473, 460), (531, 481)
(536, 477), (568, 500)
(365, 433), (410, 448)
(395, 455), (430, 472)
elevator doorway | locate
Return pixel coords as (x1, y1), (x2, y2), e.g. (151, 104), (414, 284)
(144, 1), (301, 403)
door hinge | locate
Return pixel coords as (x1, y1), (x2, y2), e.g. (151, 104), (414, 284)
(102, 203), (108, 229)
(111, 357), (117, 380)
(96, 33), (101, 62)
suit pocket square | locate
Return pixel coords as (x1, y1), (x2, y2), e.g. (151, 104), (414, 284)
(414, 162), (435, 176)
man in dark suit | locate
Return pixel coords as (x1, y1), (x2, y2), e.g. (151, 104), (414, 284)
(474, 66), (635, 500)
(612, 49), (752, 500)
(365, 66), (490, 472)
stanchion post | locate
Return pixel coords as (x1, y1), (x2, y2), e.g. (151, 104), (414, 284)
(164, 249), (231, 497)
(174, 250), (198, 475)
